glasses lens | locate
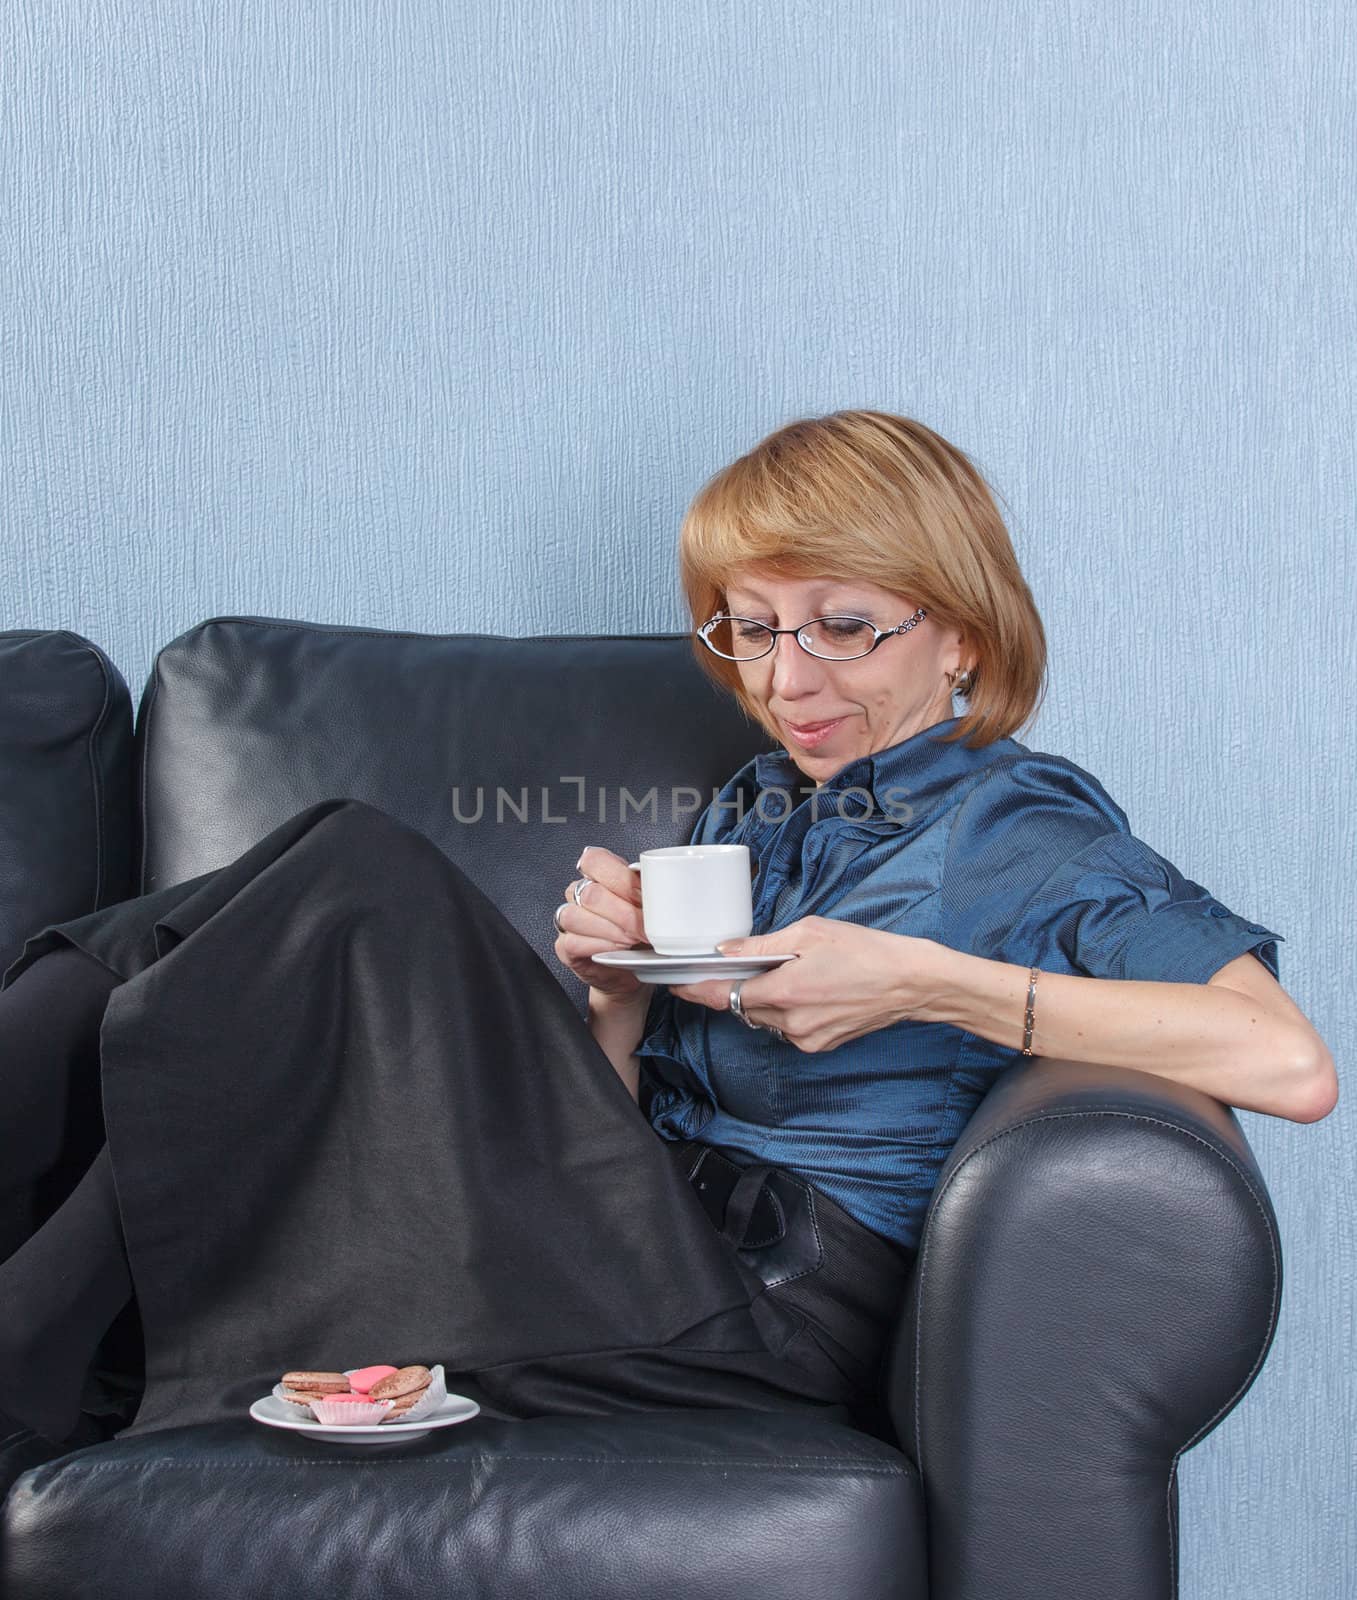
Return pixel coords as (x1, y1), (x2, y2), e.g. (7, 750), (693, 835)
(799, 617), (877, 659)
(701, 617), (773, 659)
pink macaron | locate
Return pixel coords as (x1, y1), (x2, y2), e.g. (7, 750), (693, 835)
(347, 1365), (400, 1394)
(310, 1393), (392, 1426)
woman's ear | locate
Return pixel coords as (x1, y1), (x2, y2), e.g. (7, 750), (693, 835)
(943, 627), (969, 676)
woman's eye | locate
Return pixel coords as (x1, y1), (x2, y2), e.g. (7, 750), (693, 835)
(822, 618), (870, 638)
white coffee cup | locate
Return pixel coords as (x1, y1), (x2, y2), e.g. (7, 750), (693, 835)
(627, 844), (754, 956)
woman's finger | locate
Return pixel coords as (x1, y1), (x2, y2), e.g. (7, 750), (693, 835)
(554, 930), (646, 993)
(669, 978), (741, 1008)
(670, 971), (789, 1010)
(561, 878), (646, 945)
(576, 847), (643, 907)
(556, 894), (645, 949)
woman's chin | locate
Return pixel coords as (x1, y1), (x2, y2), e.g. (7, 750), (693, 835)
(785, 747), (848, 785)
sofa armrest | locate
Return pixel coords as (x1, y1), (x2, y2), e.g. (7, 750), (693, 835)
(0, 630), (134, 977)
(885, 1056), (1281, 1600)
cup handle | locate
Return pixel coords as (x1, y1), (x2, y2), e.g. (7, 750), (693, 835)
(627, 862), (641, 870)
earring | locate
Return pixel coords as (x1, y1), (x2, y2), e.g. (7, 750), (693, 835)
(946, 666), (974, 696)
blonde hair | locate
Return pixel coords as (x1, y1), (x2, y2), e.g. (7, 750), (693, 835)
(679, 410), (1046, 748)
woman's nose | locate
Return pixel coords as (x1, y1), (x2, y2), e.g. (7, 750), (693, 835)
(768, 632), (825, 694)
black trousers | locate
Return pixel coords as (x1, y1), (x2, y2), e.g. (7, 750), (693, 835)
(0, 799), (913, 1439)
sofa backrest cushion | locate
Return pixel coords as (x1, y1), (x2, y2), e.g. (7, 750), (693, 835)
(136, 618), (775, 1003)
(0, 630), (134, 977)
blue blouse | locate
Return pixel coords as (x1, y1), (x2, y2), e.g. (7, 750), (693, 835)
(635, 716), (1282, 1252)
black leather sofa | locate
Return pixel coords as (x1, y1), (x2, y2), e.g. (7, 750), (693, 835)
(0, 619), (1283, 1599)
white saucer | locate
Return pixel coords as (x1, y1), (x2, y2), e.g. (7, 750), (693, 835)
(593, 949), (797, 985)
(248, 1392), (480, 1446)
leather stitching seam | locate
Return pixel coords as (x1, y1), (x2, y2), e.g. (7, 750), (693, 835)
(36, 1455), (914, 1476)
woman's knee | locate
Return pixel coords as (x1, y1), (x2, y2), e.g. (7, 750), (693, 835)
(310, 798), (471, 899)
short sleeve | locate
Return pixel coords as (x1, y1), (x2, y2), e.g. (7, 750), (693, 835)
(942, 756), (1284, 985)
(1003, 829), (1281, 983)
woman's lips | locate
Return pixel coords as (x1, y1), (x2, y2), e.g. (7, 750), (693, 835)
(784, 716), (847, 749)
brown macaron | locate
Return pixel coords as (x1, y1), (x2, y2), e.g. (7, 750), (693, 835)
(370, 1365), (432, 1402)
(280, 1371), (350, 1395)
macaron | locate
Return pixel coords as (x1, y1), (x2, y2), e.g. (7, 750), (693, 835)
(347, 1365), (400, 1394)
(280, 1371), (349, 1395)
(309, 1394), (392, 1426)
(370, 1365), (432, 1402)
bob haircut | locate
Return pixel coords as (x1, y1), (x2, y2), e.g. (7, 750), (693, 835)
(678, 410), (1047, 750)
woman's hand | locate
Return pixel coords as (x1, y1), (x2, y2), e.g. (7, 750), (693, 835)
(670, 915), (947, 1052)
(553, 846), (649, 1002)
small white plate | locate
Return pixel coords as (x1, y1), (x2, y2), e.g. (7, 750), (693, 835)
(593, 949), (797, 985)
(248, 1392), (480, 1446)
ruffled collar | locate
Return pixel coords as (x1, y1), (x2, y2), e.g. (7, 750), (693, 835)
(752, 716), (1015, 812)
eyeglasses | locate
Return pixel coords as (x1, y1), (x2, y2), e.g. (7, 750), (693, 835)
(696, 607), (927, 662)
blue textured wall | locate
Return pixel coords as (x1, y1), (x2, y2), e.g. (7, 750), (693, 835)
(3, 2), (1352, 1591)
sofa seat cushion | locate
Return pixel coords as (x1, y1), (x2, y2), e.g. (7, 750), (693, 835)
(3, 1410), (925, 1600)
(0, 1417), (112, 1512)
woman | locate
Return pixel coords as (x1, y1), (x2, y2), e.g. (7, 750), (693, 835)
(0, 411), (1335, 1449)
(568, 410), (1336, 1262)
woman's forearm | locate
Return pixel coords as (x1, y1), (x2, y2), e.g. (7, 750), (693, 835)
(586, 988), (651, 1103)
(912, 946), (1331, 1121)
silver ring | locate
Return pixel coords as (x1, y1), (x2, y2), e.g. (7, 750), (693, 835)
(729, 980), (763, 1032)
(552, 904), (567, 935)
(571, 879), (587, 907)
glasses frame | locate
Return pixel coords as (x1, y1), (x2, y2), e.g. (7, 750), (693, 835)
(696, 606), (928, 663)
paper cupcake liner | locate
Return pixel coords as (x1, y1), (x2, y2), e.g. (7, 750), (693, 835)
(310, 1396), (393, 1426)
(272, 1385), (325, 1416)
